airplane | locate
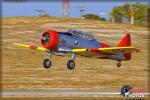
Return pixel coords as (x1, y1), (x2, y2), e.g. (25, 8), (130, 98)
(14, 29), (140, 70)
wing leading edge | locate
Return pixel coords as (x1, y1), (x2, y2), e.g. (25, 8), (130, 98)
(14, 43), (47, 52)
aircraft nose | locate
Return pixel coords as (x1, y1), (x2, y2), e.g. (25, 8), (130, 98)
(41, 30), (59, 49)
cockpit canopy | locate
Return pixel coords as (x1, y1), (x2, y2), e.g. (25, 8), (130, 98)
(67, 29), (96, 41)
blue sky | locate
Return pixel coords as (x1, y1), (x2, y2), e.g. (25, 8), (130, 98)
(2, 0), (149, 19)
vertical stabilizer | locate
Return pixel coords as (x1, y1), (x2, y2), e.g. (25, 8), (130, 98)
(117, 33), (131, 60)
(117, 33), (131, 47)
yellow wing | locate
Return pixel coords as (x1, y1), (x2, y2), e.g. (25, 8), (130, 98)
(14, 43), (47, 52)
(71, 46), (140, 57)
(14, 43), (140, 57)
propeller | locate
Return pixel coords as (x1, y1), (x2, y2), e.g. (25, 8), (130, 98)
(42, 33), (50, 44)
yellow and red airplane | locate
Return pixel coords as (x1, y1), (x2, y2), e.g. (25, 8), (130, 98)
(14, 29), (140, 70)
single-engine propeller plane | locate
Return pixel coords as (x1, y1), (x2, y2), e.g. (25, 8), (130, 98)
(14, 29), (140, 70)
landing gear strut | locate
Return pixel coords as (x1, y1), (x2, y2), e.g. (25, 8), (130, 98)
(43, 50), (52, 69)
(117, 60), (121, 67)
(67, 54), (76, 70)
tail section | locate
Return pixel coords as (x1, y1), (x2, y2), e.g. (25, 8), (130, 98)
(117, 33), (131, 47)
(117, 33), (131, 60)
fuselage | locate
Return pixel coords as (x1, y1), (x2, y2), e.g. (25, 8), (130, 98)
(57, 31), (125, 60)
(40, 29), (126, 61)
(58, 32), (100, 49)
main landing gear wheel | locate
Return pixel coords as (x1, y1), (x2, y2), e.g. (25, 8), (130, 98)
(117, 61), (121, 67)
(67, 60), (75, 70)
(43, 59), (51, 69)
(43, 50), (52, 69)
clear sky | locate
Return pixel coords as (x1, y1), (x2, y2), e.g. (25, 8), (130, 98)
(2, 0), (149, 19)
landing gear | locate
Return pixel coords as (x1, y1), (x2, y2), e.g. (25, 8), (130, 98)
(117, 60), (121, 67)
(43, 59), (51, 69)
(67, 53), (76, 70)
(43, 51), (52, 69)
(67, 60), (75, 70)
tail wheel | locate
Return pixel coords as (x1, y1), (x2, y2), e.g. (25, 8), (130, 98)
(117, 62), (121, 67)
(43, 59), (52, 69)
(67, 60), (75, 70)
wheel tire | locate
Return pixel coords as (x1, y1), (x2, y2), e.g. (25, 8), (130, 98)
(67, 60), (75, 70)
(43, 59), (51, 69)
(117, 62), (121, 67)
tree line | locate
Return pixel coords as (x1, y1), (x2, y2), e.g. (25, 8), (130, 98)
(82, 3), (149, 27)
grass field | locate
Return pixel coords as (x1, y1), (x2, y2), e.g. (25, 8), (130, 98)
(1, 16), (149, 99)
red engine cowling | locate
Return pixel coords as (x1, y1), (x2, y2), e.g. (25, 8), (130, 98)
(41, 30), (59, 49)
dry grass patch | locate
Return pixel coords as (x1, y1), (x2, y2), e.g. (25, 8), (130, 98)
(1, 16), (149, 91)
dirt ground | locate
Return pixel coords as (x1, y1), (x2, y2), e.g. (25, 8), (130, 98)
(1, 16), (149, 99)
